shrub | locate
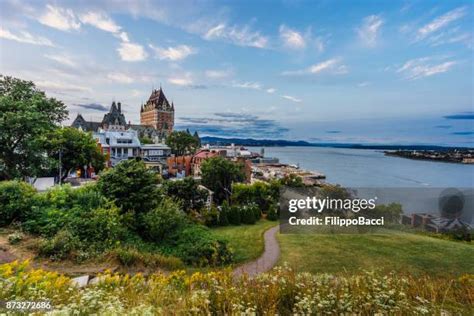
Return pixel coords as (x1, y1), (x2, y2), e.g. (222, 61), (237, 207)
(38, 229), (81, 261)
(141, 198), (186, 242)
(8, 232), (23, 245)
(217, 206), (229, 226)
(109, 247), (184, 270)
(97, 159), (160, 215)
(226, 204), (241, 225)
(169, 225), (233, 266)
(267, 204), (279, 221)
(0, 181), (36, 226)
(162, 177), (207, 213)
(232, 182), (275, 213)
(240, 204), (258, 224)
(202, 206), (220, 227)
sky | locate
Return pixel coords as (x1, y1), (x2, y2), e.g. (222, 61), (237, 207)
(0, 0), (473, 146)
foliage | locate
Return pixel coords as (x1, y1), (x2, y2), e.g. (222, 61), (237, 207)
(108, 247), (184, 270)
(0, 180), (36, 226)
(97, 159), (160, 216)
(8, 232), (23, 245)
(267, 203), (279, 221)
(201, 156), (245, 204)
(139, 136), (154, 144)
(232, 181), (277, 213)
(0, 76), (68, 180)
(240, 203), (260, 224)
(280, 173), (304, 187)
(38, 229), (81, 261)
(162, 177), (207, 213)
(167, 225), (233, 266)
(365, 202), (403, 223)
(45, 127), (106, 180)
(165, 130), (200, 156)
(1, 261), (472, 315)
(140, 198), (186, 242)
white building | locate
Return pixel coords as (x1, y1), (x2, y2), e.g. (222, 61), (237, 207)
(93, 128), (141, 167)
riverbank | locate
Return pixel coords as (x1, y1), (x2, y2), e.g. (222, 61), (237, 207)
(385, 149), (474, 164)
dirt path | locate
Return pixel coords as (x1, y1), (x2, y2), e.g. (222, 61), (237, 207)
(233, 225), (280, 278)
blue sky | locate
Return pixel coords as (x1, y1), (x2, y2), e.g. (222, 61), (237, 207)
(0, 0), (473, 146)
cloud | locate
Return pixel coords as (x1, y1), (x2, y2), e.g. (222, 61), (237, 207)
(44, 54), (76, 67)
(279, 25), (306, 49)
(0, 27), (54, 46)
(36, 80), (92, 93)
(117, 42), (147, 62)
(326, 130), (341, 134)
(266, 88), (276, 94)
(167, 73), (206, 89)
(434, 125), (452, 129)
(281, 95), (302, 103)
(397, 57), (457, 80)
(451, 131), (474, 135)
(38, 4), (80, 31)
(231, 81), (262, 90)
(203, 23), (268, 48)
(177, 112), (289, 138)
(444, 112), (474, 120)
(149, 44), (196, 61)
(357, 81), (371, 87)
(107, 72), (134, 84)
(205, 69), (233, 79)
(282, 58), (347, 76)
(356, 15), (383, 47)
(417, 7), (467, 40)
(79, 12), (121, 33)
(74, 103), (108, 111)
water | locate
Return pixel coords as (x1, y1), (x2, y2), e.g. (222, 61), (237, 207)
(248, 146), (474, 188)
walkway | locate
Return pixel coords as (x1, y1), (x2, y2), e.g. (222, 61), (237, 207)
(232, 225), (280, 278)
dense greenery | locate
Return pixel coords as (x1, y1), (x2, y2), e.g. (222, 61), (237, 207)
(45, 127), (106, 180)
(201, 156), (245, 203)
(0, 76), (68, 180)
(97, 160), (159, 217)
(161, 176), (207, 213)
(0, 160), (233, 267)
(165, 130), (200, 156)
(1, 261), (472, 314)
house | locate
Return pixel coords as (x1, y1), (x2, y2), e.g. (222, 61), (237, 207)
(141, 143), (171, 173)
(93, 128), (141, 167)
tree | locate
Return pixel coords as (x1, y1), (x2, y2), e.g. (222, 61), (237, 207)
(166, 130), (200, 156)
(201, 156), (244, 204)
(162, 177), (208, 213)
(46, 127), (106, 181)
(139, 136), (154, 144)
(0, 76), (68, 179)
(97, 160), (160, 216)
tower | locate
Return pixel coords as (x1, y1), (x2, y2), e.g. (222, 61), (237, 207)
(140, 87), (175, 134)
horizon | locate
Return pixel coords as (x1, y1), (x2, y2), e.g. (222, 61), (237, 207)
(1, 0), (473, 146)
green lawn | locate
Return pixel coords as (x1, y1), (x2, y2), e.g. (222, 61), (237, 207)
(277, 231), (474, 277)
(212, 220), (278, 263)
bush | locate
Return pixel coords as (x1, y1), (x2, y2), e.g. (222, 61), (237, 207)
(141, 199), (186, 242)
(0, 181), (36, 226)
(267, 203), (279, 221)
(162, 177), (207, 213)
(240, 203), (259, 224)
(226, 204), (241, 226)
(109, 247), (184, 270)
(232, 182), (275, 213)
(169, 225), (233, 266)
(97, 159), (160, 215)
(203, 206), (220, 227)
(8, 232), (23, 245)
(217, 206), (229, 226)
(38, 229), (81, 261)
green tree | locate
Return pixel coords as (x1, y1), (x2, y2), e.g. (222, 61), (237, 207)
(166, 130), (200, 156)
(46, 127), (106, 181)
(97, 160), (160, 217)
(0, 76), (68, 179)
(201, 156), (244, 204)
(162, 177), (207, 213)
(139, 136), (154, 144)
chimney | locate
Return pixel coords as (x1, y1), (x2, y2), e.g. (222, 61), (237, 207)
(117, 102), (121, 112)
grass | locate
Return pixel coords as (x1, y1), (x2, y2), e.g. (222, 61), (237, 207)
(212, 220), (277, 263)
(277, 230), (474, 277)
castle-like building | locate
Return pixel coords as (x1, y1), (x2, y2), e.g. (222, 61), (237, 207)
(141, 87), (174, 134)
(71, 87), (175, 143)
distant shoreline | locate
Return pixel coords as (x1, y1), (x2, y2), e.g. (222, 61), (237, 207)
(201, 136), (473, 151)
